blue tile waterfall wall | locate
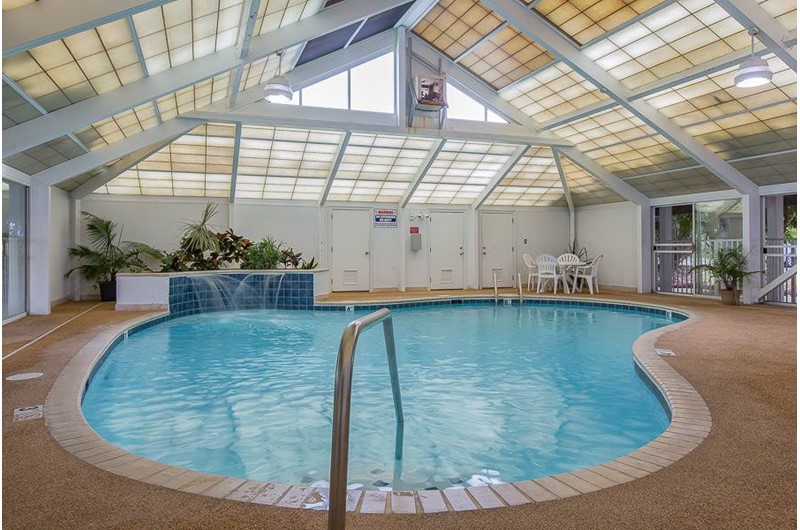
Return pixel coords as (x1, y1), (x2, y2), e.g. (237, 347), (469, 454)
(168, 272), (314, 317)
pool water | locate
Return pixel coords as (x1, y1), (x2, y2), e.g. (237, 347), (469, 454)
(82, 304), (676, 491)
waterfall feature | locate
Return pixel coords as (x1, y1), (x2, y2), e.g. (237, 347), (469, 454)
(187, 273), (287, 313)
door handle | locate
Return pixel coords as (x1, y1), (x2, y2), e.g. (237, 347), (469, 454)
(459, 252), (464, 256)
(365, 251), (369, 255)
(482, 252), (486, 255)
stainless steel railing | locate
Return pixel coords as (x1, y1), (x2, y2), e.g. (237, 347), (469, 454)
(493, 271), (499, 304)
(328, 308), (404, 530)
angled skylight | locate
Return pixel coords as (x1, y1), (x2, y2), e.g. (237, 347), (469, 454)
(73, 103), (160, 151)
(235, 125), (344, 200)
(559, 156), (627, 205)
(409, 140), (519, 204)
(622, 165), (731, 197)
(446, 83), (508, 123)
(327, 134), (437, 202)
(156, 73), (232, 119)
(2, 81), (43, 129)
(253, 0), (323, 36)
(484, 146), (566, 206)
(4, 136), (87, 175)
(413, 0), (504, 59)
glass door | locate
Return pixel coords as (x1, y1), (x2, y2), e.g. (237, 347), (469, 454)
(694, 200), (743, 296)
(3, 180), (27, 320)
(763, 194), (797, 304)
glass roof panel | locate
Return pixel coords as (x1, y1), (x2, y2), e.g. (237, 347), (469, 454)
(408, 139), (519, 205)
(534, 0), (667, 45)
(73, 103), (160, 151)
(559, 157), (627, 205)
(583, 0), (751, 90)
(235, 125), (344, 200)
(458, 24), (554, 89)
(4, 136), (86, 175)
(759, 0), (796, 32)
(239, 44), (302, 91)
(483, 146), (567, 206)
(253, 0), (323, 36)
(730, 151), (797, 186)
(622, 165), (731, 197)
(103, 123), (236, 197)
(157, 72), (232, 119)
(2, 81), (43, 129)
(327, 134), (437, 202)
(132, 0), (245, 75)
(57, 165), (108, 192)
(3, 18), (144, 111)
(500, 61), (610, 123)
(412, 0), (505, 59)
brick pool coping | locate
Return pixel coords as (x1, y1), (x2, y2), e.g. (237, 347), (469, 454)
(44, 296), (710, 514)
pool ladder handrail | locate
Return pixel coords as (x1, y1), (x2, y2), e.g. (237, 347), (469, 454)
(517, 273), (523, 304)
(328, 308), (404, 530)
(493, 272), (499, 304)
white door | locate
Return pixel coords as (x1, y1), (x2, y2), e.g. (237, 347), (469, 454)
(331, 209), (370, 291)
(481, 212), (515, 288)
(429, 212), (464, 290)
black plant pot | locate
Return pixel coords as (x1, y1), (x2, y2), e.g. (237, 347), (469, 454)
(99, 281), (117, 302)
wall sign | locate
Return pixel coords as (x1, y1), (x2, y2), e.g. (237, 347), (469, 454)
(374, 208), (397, 228)
(410, 227), (419, 234)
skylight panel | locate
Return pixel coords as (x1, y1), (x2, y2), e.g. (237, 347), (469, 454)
(483, 146), (566, 206)
(412, 0), (505, 59)
(731, 151), (796, 186)
(500, 62), (609, 123)
(157, 73), (231, 119)
(301, 71), (348, 109)
(409, 139), (518, 205)
(239, 45), (302, 91)
(759, 0), (796, 31)
(2, 81), (42, 129)
(583, 0), (751, 90)
(446, 83), (485, 120)
(4, 136), (87, 175)
(622, 166), (730, 197)
(236, 126), (343, 200)
(2, 19), (144, 112)
(73, 104), (159, 150)
(254, 0), (324, 36)
(458, 25), (554, 89)
(534, 0), (668, 45)
(133, 0), (245, 75)
(559, 157), (627, 205)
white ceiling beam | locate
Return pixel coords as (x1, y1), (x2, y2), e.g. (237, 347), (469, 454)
(318, 132), (352, 206)
(3, 0), (409, 158)
(395, 0), (438, 29)
(229, 123), (243, 203)
(557, 146), (650, 205)
(483, 0), (759, 196)
(184, 103), (572, 146)
(2, 164), (32, 186)
(32, 118), (203, 187)
(760, 182), (796, 196)
(2, 0), (175, 57)
(401, 139), (446, 207)
(649, 189), (742, 206)
(552, 150), (575, 243)
(410, 35), (551, 134)
(713, 0), (796, 72)
(70, 135), (181, 199)
(228, 0), (262, 106)
(473, 144), (528, 208)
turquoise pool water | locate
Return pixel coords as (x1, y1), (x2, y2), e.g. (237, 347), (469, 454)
(82, 303), (676, 491)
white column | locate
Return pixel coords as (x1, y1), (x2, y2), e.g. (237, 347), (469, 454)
(637, 204), (652, 294)
(764, 195), (784, 302)
(69, 198), (81, 301)
(395, 26), (408, 127)
(29, 180), (51, 314)
(741, 191), (761, 304)
(399, 206), (407, 292)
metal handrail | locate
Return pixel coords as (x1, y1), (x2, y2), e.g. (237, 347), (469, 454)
(517, 273), (523, 304)
(328, 308), (404, 530)
(493, 272), (498, 304)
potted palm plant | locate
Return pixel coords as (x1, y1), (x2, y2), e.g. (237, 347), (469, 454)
(691, 246), (758, 305)
(66, 212), (161, 301)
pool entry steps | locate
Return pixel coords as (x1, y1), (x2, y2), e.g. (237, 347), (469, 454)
(329, 308), (404, 530)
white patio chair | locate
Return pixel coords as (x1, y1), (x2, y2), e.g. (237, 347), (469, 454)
(557, 253), (581, 293)
(523, 253), (538, 291)
(572, 255), (604, 294)
(535, 254), (558, 294)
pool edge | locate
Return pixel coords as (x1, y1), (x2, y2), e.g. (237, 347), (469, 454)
(44, 296), (710, 514)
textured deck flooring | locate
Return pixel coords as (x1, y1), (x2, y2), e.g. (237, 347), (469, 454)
(2, 293), (796, 529)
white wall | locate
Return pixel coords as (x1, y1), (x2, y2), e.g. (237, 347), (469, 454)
(49, 187), (71, 304)
(514, 208), (572, 272)
(233, 202), (319, 262)
(575, 202), (639, 290)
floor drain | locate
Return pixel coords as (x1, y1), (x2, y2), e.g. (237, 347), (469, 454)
(6, 372), (44, 381)
(13, 405), (43, 422)
(656, 348), (676, 356)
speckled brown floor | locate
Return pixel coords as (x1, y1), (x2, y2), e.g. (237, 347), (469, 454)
(2, 294), (796, 529)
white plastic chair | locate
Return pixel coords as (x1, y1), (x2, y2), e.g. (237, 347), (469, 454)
(535, 254), (558, 294)
(557, 253), (581, 293)
(523, 253), (538, 291)
(572, 255), (603, 294)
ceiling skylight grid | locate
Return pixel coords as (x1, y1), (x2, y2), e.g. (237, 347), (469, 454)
(4, 136), (88, 175)
(500, 62), (610, 122)
(412, 0), (505, 59)
(623, 165), (731, 196)
(483, 146), (567, 206)
(559, 157), (627, 205)
(457, 24), (554, 89)
(2, 18), (144, 112)
(583, 0), (753, 90)
(534, 0), (668, 45)
(409, 140), (519, 205)
(239, 45), (302, 91)
(132, 0), (244, 75)
(327, 134), (438, 202)
(730, 150), (797, 185)
(156, 73), (232, 119)
(103, 124), (236, 197)
(2, 80), (42, 128)
(73, 103), (160, 151)
(235, 126), (343, 200)
(253, 0), (323, 36)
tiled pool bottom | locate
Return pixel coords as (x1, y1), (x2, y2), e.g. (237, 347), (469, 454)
(47, 296), (709, 514)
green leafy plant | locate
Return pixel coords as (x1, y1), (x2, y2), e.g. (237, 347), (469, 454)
(66, 212), (161, 286)
(212, 228), (252, 266)
(690, 246), (759, 303)
(299, 257), (318, 270)
(279, 247), (303, 268)
(179, 202), (220, 256)
(241, 237), (283, 270)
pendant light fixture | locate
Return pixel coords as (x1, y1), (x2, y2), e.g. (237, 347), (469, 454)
(734, 29), (773, 88)
(264, 50), (293, 103)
